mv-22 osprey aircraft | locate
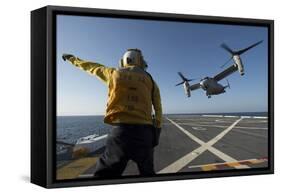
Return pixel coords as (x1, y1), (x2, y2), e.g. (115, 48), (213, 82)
(176, 40), (263, 98)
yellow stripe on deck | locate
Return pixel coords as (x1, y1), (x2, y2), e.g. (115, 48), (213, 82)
(202, 165), (217, 171)
(227, 162), (240, 167)
(57, 157), (98, 180)
(189, 158), (268, 172)
(249, 159), (267, 164)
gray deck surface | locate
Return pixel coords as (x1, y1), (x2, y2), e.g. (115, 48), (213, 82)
(80, 114), (268, 177)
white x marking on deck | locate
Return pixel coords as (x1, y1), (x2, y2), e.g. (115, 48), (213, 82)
(158, 117), (249, 174)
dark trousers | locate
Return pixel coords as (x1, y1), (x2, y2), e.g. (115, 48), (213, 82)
(94, 124), (155, 177)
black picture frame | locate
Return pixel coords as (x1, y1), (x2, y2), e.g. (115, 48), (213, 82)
(31, 5), (274, 188)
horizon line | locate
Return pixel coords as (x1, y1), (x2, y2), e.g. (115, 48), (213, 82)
(57, 110), (268, 117)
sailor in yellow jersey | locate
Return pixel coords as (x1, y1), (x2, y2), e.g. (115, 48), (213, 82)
(62, 49), (162, 176)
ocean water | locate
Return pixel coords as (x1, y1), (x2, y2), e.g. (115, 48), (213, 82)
(56, 112), (267, 154)
(56, 116), (111, 154)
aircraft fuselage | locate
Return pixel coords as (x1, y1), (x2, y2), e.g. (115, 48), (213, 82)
(200, 78), (225, 96)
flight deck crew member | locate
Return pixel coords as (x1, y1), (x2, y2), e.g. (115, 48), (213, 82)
(62, 49), (162, 177)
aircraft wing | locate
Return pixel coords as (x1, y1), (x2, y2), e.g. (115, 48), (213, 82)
(190, 83), (201, 91)
(214, 64), (238, 81)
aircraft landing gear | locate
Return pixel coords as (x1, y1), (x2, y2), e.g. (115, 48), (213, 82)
(206, 92), (211, 98)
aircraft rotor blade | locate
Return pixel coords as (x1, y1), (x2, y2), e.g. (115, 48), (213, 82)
(220, 57), (233, 68)
(178, 72), (188, 81)
(175, 81), (185, 86)
(236, 40), (263, 55)
(177, 72), (196, 86)
(221, 43), (235, 55)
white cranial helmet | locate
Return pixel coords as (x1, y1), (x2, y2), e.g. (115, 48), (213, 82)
(119, 48), (148, 69)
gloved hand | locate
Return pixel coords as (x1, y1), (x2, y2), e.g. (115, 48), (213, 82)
(62, 54), (75, 61)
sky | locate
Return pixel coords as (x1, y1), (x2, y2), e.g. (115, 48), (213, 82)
(56, 15), (268, 116)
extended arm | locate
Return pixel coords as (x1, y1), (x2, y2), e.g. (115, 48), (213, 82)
(62, 54), (115, 85)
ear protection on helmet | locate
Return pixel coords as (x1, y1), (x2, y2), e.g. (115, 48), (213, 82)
(119, 49), (148, 69)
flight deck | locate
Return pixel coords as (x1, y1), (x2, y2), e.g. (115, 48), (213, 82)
(56, 114), (268, 180)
